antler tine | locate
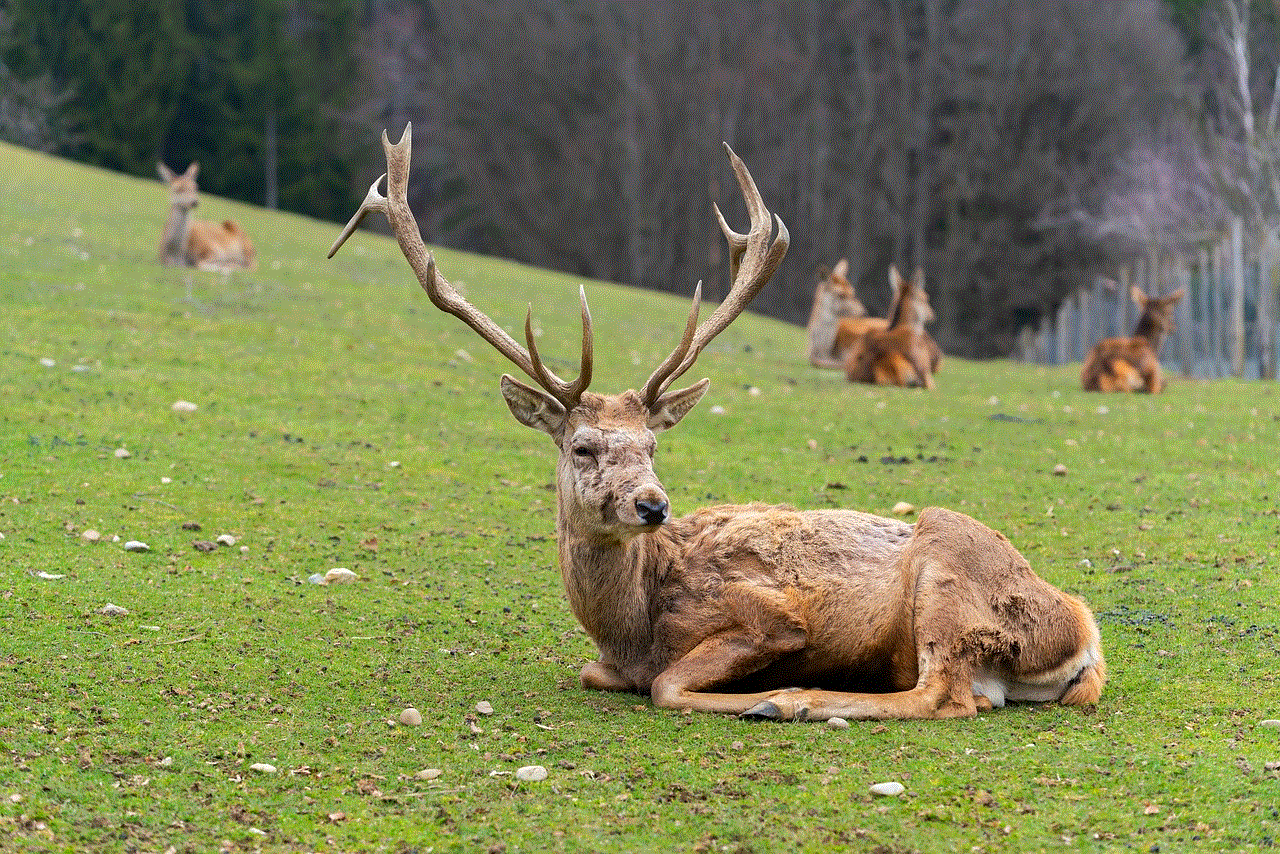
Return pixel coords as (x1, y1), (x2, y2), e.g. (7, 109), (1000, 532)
(641, 143), (789, 405)
(327, 174), (388, 259)
(331, 124), (592, 411)
(525, 286), (593, 406)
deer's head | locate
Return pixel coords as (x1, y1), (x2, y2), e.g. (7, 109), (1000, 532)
(1131, 285), (1185, 348)
(888, 265), (935, 331)
(329, 126), (787, 541)
(816, 259), (867, 319)
(158, 162), (200, 212)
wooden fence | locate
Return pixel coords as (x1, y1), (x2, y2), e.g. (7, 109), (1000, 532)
(1017, 227), (1279, 381)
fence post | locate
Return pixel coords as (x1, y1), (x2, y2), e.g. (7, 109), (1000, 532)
(1176, 256), (1193, 377)
(1260, 236), (1277, 380)
(1230, 217), (1246, 377)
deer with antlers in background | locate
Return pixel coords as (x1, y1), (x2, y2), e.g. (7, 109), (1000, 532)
(844, 265), (942, 389)
(806, 259), (886, 369)
(329, 125), (1104, 721)
(157, 162), (257, 271)
(1081, 286), (1185, 393)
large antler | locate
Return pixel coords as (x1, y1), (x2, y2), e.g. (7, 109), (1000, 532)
(328, 124), (592, 411)
(640, 143), (789, 407)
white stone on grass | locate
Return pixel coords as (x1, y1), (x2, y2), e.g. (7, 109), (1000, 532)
(870, 781), (905, 797)
(171, 400), (198, 413)
(114, 448), (132, 459)
(323, 567), (357, 585)
(1260, 719), (1280, 728)
(827, 717), (850, 729)
(415, 768), (443, 780)
(399, 708), (423, 726)
(100, 603), (129, 616)
(123, 540), (150, 552)
(515, 765), (548, 782)
(475, 701), (494, 716)
(249, 763), (277, 774)
(216, 534), (237, 547)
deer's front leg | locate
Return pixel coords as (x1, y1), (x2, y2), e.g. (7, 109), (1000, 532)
(580, 660), (633, 692)
(648, 627), (807, 716)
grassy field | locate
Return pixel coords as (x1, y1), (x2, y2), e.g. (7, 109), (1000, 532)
(2, 139), (1278, 853)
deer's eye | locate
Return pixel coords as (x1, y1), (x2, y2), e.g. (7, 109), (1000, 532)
(572, 446), (595, 459)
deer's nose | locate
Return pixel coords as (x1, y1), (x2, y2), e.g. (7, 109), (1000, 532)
(635, 498), (669, 526)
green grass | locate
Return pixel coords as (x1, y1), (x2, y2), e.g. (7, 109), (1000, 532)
(2, 139), (1278, 853)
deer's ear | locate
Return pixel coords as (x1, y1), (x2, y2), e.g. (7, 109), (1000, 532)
(501, 374), (566, 436)
(889, 264), (904, 297)
(186, 162), (200, 179)
(1130, 285), (1147, 307)
(158, 163), (176, 182)
(648, 378), (710, 432)
(1167, 287), (1187, 304)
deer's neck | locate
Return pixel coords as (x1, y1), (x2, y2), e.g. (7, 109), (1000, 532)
(161, 204), (191, 263)
(555, 508), (667, 666)
(1131, 312), (1167, 350)
(807, 293), (840, 358)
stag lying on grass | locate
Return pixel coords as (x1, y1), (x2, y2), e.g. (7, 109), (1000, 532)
(157, 162), (257, 271)
(1081, 286), (1185, 393)
(806, 259), (885, 369)
(330, 126), (1105, 721)
(844, 266), (942, 389)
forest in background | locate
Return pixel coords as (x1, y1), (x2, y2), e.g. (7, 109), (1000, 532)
(3, 0), (1278, 357)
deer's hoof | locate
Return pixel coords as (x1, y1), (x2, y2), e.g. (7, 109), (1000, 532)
(740, 701), (783, 720)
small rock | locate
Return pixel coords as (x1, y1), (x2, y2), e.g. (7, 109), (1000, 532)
(239, 545), (249, 554)
(123, 540), (150, 552)
(415, 768), (443, 780)
(193, 541), (217, 553)
(748, 386), (761, 397)
(307, 573), (325, 585)
(388, 461), (401, 468)
(827, 717), (850, 729)
(39, 357), (56, 368)
(891, 501), (915, 516)
(114, 448), (132, 459)
(709, 405), (727, 415)
(171, 400), (198, 413)
(215, 534), (237, 547)
(100, 603), (129, 616)
(399, 708), (423, 726)
(36, 571), (65, 580)
(1260, 719), (1280, 728)
(249, 763), (277, 774)
(181, 522), (202, 531)
(870, 781), (905, 797)
(515, 765), (548, 782)
(1079, 558), (1093, 568)
(159, 756), (174, 767)
(454, 348), (475, 363)
(323, 567), (357, 585)
(82, 529), (101, 542)
(160, 477), (172, 484)
(1053, 464), (1068, 476)
(475, 701), (494, 716)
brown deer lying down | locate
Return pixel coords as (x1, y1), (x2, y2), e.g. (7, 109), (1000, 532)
(806, 259), (886, 369)
(1081, 286), (1185, 393)
(330, 126), (1105, 721)
(844, 265), (942, 389)
(157, 162), (257, 271)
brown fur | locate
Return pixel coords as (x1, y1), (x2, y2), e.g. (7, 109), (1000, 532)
(333, 126), (1104, 722)
(1081, 286), (1184, 393)
(157, 162), (257, 271)
(844, 266), (941, 389)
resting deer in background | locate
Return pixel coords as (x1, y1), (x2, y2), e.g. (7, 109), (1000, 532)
(806, 259), (885, 368)
(157, 162), (257, 271)
(844, 265), (942, 389)
(1081, 286), (1185, 393)
(330, 125), (1104, 721)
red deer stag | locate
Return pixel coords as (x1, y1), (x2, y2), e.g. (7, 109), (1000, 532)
(1081, 286), (1185, 393)
(157, 162), (257, 271)
(844, 265), (942, 389)
(329, 125), (1105, 721)
(806, 259), (886, 368)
